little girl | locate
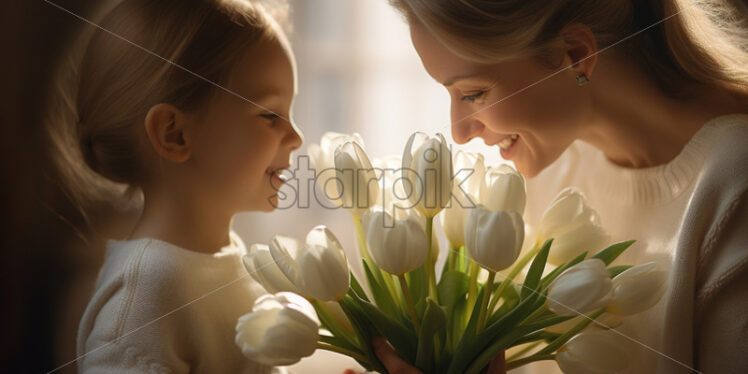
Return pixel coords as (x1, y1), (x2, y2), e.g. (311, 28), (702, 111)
(72, 0), (302, 372)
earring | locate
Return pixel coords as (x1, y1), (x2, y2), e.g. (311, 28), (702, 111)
(576, 74), (590, 86)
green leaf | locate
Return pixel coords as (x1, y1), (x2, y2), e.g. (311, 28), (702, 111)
(407, 265), (427, 310)
(438, 270), (470, 312)
(318, 333), (361, 354)
(339, 295), (387, 373)
(521, 239), (552, 300)
(415, 298), (447, 372)
(460, 284), (488, 344)
(448, 292), (540, 374)
(591, 240), (635, 266)
(609, 265), (633, 278)
(362, 259), (402, 319)
(486, 284), (519, 326)
(312, 300), (358, 351)
(350, 271), (370, 302)
(348, 291), (419, 364)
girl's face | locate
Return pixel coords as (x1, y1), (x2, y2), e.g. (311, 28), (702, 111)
(410, 22), (591, 178)
(188, 37), (302, 212)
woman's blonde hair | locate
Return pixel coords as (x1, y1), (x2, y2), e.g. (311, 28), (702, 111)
(389, 0), (748, 97)
(46, 0), (288, 224)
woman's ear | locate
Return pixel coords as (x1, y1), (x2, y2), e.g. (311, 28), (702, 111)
(560, 23), (598, 80)
(144, 103), (192, 163)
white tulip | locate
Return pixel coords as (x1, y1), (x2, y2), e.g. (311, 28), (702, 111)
(480, 164), (526, 215)
(556, 329), (631, 374)
(441, 150), (485, 248)
(243, 244), (299, 294)
(537, 188), (610, 266)
(402, 132), (453, 218)
(548, 259), (613, 316)
(334, 141), (380, 217)
(606, 262), (668, 315)
(308, 132), (365, 206)
(441, 198), (470, 248)
(453, 150), (485, 199)
(235, 292), (320, 366)
(464, 205), (524, 272)
(364, 207), (428, 275)
(270, 226), (351, 302)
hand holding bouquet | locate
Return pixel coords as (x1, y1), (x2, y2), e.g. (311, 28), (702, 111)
(235, 132), (667, 373)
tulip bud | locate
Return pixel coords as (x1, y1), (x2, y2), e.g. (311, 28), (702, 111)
(556, 329), (631, 374)
(308, 132), (365, 206)
(480, 164), (526, 215)
(334, 141), (380, 217)
(464, 206), (524, 272)
(606, 262), (668, 315)
(548, 259), (613, 316)
(402, 132), (453, 218)
(270, 226), (351, 302)
(235, 292), (320, 366)
(364, 207), (428, 275)
(441, 198), (470, 248)
(243, 244), (299, 294)
(441, 150), (485, 247)
(538, 188), (610, 266)
(453, 150), (485, 199)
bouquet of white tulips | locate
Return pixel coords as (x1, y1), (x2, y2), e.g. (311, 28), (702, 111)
(235, 132), (668, 373)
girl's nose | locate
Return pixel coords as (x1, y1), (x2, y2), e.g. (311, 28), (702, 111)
(451, 117), (485, 145)
(284, 120), (303, 151)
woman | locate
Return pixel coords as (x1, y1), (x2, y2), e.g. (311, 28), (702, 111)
(375, 0), (748, 373)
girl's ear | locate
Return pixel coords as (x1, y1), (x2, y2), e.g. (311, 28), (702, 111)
(144, 103), (192, 163)
(560, 23), (598, 80)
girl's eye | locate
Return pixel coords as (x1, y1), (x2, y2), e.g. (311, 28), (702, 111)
(260, 113), (280, 121)
(461, 91), (486, 103)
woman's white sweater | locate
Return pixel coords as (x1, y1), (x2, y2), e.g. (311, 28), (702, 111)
(517, 114), (748, 373)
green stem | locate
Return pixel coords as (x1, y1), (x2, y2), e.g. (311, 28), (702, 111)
(476, 270), (495, 333)
(447, 243), (456, 273)
(425, 217), (438, 302)
(398, 274), (420, 330)
(314, 300), (357, 347)
(316, 342), (370, 364)
(537, 309), (604, 355)
(506, 354), (556, 369)
(488, 243), (541, 313)
(353, 216), (371, 261)
(465, 261), (480, 326)
(506, 340), (543, 361)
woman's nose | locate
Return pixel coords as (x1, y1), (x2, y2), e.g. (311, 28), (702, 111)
(451, 117), (485, 145)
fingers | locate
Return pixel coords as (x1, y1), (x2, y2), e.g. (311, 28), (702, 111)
(486, 350), (507, 374)
(372, 336), (422, 374)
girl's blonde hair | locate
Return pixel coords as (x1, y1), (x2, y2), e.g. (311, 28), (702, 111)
(46, 0), (288, 226)
(389, 0), (748, 97)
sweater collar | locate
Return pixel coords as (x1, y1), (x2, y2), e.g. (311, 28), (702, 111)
(584, 114), (747, 206)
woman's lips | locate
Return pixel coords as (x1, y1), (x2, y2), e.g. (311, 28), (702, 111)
(499, 135), (520, 160)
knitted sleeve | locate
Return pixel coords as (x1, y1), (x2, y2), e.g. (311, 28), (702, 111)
(694, 188), (748, 372)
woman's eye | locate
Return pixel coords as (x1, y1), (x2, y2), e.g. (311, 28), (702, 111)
(461, 91), (485, 103)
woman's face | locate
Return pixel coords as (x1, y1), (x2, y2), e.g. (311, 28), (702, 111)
(410, 22), (591, 178)
(189, 37), (302, 212)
